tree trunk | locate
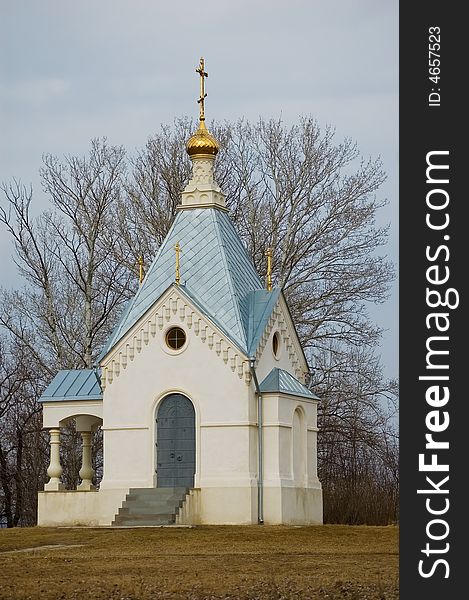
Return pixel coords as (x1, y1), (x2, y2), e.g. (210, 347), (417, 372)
(0, 443), (13, 528)
(13, 428), (24, 527)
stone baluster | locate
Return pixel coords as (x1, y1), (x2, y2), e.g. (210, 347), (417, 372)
(77, 431), (95, 491)
(45, 428), (64, 491)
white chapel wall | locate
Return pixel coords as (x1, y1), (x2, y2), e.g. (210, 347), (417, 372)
(99, 291), (253, 493)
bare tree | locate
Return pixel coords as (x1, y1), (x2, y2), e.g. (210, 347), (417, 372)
(0, 139), (132, 369)
(115, 117), (393, 352)
(0, 139), (132, 523)
(314, 343), (398, 524)
(0, 335), (47, 527)
(0, 118), (397, 525)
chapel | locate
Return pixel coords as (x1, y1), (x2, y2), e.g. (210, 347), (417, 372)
(37, 59), (323, 526)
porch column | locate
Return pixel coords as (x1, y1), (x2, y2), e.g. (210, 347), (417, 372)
(77, 431), (95, 491)
(44, 428), (64, 491)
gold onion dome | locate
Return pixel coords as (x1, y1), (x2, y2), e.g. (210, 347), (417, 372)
(186, 120), (219, 158)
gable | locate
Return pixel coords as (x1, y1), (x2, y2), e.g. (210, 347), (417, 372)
(251, 291), (309, 383)
(100, 284), (254, 389)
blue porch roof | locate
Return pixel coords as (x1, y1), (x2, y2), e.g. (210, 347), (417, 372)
(259, 368), (319, 400)
(39, 369), (103, 402)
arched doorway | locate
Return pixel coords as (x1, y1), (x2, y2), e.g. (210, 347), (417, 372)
(156, 394), (195, 488)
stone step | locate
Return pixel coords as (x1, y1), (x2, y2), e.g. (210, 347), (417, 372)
(127, 487), (187, 497)
(118, 502), (183, 516)
(124, 494), (184, 506)
(112, 487), (189, 527)
(113, 513), (175, 526)
(123, 499), (184, 510)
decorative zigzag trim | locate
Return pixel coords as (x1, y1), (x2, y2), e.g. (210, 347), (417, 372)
(255, 297), (307, 383)
(100, 288), (252, 390)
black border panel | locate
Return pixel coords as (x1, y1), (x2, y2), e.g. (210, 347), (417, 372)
(400, 3), (465, 596)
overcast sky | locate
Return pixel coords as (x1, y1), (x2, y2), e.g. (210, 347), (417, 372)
(0, 0), (398, 378)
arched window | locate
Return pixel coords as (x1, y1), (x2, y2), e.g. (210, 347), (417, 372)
(272, 331), (280, 358)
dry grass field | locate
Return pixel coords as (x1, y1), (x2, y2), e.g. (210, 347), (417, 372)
(0, 525), (398, 600)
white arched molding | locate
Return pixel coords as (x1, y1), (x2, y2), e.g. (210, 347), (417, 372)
(292, 406), (307, 487)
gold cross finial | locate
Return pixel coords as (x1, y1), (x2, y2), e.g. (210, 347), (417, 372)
(138, 255), (145, 285)
(174, 241), (181, 285)
(196, 57), (208, 122)
(265, 248), (273, 292)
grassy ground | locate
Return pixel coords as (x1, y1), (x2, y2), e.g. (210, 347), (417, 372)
(0, 525), (398, 599)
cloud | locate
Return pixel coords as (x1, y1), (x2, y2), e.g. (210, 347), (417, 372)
(0, 78), (71, 107)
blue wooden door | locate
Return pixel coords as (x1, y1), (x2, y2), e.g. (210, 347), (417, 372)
(156, 394), (195, 488)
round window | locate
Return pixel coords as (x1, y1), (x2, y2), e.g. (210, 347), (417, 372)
(272, 332), (280, 358)
(165, 327), (186, 350)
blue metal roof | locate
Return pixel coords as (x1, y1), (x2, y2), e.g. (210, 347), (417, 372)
(102, 207), (264, 356)
(259, 368), (319, 399)
(39, 370), (103, 402)
(246, 288), (282, 357)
